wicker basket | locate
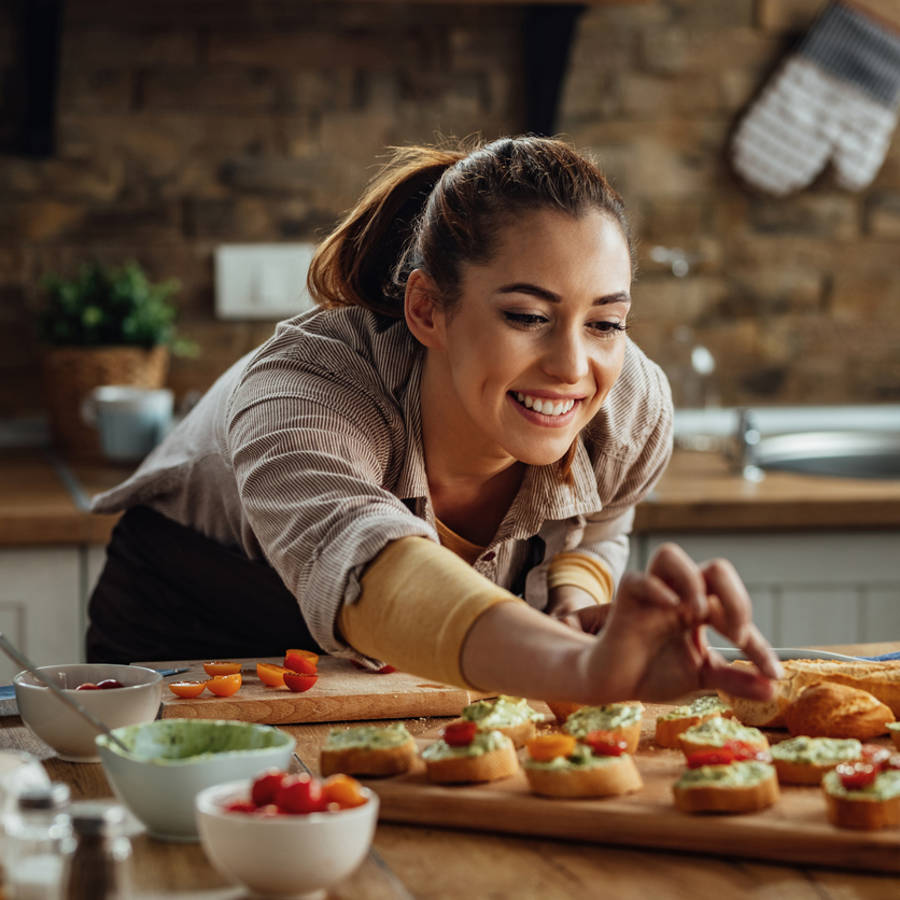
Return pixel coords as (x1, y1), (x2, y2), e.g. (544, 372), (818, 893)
(41, 345), (170, 460)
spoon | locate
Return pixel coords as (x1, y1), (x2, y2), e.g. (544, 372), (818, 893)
(0, 633), (131, 755)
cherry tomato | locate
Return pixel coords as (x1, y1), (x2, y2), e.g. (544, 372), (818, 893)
(583, 730), (627, 756)
(284, 649), (319, 676)
(203, 661), (242, 677)
(886, 754), (900, 771)
(223, 800), (258, 814)
(206, 673), (242, 697)
(168, 680), (208, 699)
(322, 774), (368, 809)
(256, 662), (294, 687)
(283, 671), (318, 693)
(722, 740), (770, 763)
(443, 720), (478, 746)
(74, 682), (100, 691)
(836, 761), (879, 790)
(251, 770), (289, 807)
(351, 660), (397, 674)
(96, 678), (124, 690)
(686, 749), (736, 769)
(275, 774), (326, 815)
(860, 744), (891, 770)
(525, 733), (577, 761)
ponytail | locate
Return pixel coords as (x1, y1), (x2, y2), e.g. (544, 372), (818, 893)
(307, 146), (464, 318)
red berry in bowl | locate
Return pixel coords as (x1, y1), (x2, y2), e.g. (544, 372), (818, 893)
(74, 682), (100, 690)
(250, 770), (288, 807)
(96, 679), (124, 690)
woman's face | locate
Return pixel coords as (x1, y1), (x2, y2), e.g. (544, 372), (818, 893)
(430, 207), (632, 469)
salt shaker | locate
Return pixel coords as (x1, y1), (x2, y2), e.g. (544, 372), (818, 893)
(4, 782), (73, 900)
(62, 804), (132, 900)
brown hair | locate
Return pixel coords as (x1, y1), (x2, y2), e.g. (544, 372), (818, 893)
(307, 135), (633, 317)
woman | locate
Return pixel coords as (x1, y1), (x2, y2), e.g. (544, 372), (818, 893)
(88, 136), (781, 704)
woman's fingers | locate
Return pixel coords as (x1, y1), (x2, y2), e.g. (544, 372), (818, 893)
(646, 543), (708, 623)
(700, 647), (776, 700)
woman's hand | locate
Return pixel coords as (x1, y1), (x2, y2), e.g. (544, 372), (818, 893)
(546, 585), (611, 634)
(589, 543), (783, 702)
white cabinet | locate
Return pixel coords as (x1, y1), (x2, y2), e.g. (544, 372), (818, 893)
(633, 531), (900, 648)
(0, 548), (82, 682)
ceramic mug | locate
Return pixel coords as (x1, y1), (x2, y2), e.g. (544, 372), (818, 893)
(81, 385), (174, 462)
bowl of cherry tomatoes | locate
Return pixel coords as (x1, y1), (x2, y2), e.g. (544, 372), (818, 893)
(96, 718), (295, 841)
(195, 768), (378, 899)
(13, 663), (162, 763)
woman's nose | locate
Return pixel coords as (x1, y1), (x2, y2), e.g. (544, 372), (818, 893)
(542, 327), (589, 384)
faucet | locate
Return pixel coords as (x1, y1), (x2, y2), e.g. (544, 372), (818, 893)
(735, 408), (764, 482)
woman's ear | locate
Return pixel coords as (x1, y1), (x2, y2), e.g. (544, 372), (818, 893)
(404, 269), (445, 350)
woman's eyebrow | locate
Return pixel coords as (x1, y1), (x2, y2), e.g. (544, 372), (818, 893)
(496, 282), (631, 306)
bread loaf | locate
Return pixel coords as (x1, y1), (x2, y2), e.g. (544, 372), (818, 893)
(784, 682), (894, 740)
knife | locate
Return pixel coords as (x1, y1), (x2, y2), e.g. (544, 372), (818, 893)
(0, 667), (190, 705)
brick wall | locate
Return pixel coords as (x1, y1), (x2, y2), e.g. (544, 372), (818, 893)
(1, 0), (898, 416)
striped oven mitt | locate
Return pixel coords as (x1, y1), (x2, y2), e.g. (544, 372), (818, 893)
(732, 1), (900, 195)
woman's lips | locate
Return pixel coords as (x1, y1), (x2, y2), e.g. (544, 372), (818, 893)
(508, 391), (579, 427)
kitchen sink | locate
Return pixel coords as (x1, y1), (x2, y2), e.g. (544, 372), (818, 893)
(753, 431), (900, 479)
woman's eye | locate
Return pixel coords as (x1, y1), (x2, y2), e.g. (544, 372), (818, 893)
(503, 312), (548, 328)
(589, 320), (628, 337)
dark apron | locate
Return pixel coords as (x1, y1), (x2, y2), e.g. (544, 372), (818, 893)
(86, 506), (321, 664)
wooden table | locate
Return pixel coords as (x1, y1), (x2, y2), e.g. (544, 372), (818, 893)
(4, 645), (900, 899)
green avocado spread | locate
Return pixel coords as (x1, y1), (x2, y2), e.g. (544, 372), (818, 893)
(324, 723), (413, 751)
(461, 695), (541, 729)
(888, 722), (900, 733)
(563, 702), (643, 738)
(676, 760), (774, 789)
(421, 730), (511, 761)
(823, 768), (900, 800)
(681, 717), (764, 747)
(524, 742), (619, 772)
(771, 736), (861, 765)
(661, 694), (731, 721)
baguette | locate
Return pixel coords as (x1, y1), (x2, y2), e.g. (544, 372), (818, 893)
(524, 750), (643, 798)
(655, 695), (734, 749)
(458, 695), (541, 748)
(421, 731), (519, 784)
(562, 702), (643, 754)
(320, 724), (417, 777)
(770, 736), (862, 785)
(678, 717), (769, 759)
(823, 768), (900, 830)
(784, 682), (894, 740)
(673, 760), (779, 814)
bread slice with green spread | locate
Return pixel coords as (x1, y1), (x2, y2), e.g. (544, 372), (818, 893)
(823, 767), (900, 829)
(454, 695), (542, 748)
(678, 716), (769, 759)
(673, 760), (779, 814)
(320, 723), (417, 777)
(655, 694), (734, 749)
(421, 729), (519, 784)
(770, 736), (862, 785)
(562, 702), (643, 754)
(890, 722), (900, 749)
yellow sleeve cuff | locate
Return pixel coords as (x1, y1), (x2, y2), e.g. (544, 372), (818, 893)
(338, 536), (520, 688)
(546, 552), (614, 605)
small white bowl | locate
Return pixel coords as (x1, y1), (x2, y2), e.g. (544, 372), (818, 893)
(96, 719), (295, 841)
(14, 663), (163, 762)
(196, 779), (379, 899)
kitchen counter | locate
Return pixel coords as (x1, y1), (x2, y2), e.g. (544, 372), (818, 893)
(3, 448), (900, 546)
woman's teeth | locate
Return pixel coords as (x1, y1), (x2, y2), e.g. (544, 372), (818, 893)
(515, 393), (576, 417)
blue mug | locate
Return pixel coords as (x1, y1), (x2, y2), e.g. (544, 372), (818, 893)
(81, 386), (174, 463)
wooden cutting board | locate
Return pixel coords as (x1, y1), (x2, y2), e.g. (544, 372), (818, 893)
(363, 702), (900, 873)
(151, 657), (488, 725)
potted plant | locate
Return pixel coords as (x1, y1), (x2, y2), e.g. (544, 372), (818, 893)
(38, 260), (190, 458)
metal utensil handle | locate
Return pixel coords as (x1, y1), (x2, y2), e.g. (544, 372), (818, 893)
(0, 632), (131, 755)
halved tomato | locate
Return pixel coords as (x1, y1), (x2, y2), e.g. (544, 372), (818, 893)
(203, 661), (242, 677)
(284, 649), (318, 676)
(583, 730), (627, 756)
(168, 680), (208, 699)
(256, 662), (294, 688)
(443, 720), (478, 746)
(283, 671), (318, 693)
(525, 733), (576, 761)
(206, 673), (242, 697)
(322, 774), (367, 809)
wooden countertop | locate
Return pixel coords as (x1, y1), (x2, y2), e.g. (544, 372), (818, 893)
(2, 448), (900, 547)
(3, 641), (899, 899)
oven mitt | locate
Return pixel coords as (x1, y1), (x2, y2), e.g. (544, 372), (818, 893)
(731, 1), (900, 195)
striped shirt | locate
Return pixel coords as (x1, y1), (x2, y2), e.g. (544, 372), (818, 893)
(92, 305), (673, 660)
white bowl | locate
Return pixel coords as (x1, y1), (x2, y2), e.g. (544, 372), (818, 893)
(96, 719), (295, 841)
(14, 663), (163, 762)
(196, 779), (379, 899)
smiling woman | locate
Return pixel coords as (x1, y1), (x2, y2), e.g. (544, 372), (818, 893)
(86, 136), (781, 707)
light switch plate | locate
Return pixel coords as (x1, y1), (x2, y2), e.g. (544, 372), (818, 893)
(215, 243), (318, 320)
